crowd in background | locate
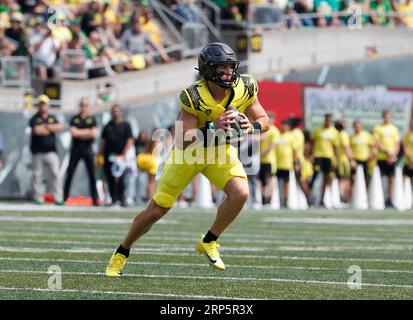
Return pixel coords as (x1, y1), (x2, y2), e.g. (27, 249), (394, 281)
(12, 92), (413, 209)
(1, 0), (412, 82)
(214, 0), (413, 28)
(0, 0), (174, 80)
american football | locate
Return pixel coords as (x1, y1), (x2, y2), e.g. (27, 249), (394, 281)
(227, 108), (244, 136)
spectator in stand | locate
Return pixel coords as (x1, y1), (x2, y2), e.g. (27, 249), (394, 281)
(83, 31), (117, 77)
(29, 94), (64, 205)
(51, 12), (72, 48)
(5, 12), (28, 56)
(396, 0), (413, 27)
(120, 17), (172, 68)
(172, 0), (199, 22)
(30, 25), (60, 79)
(369, 0), (392, 25)
(81, 0), (102, 36)
(313, 0), (342, 26)
(290, 0), (315, 27)
(97, 17), (120, 49)
(0, 34), (17, 57)
(99, 103), (134, 207)
(119, 0), (133, 34)
(63, 97), (99, 206)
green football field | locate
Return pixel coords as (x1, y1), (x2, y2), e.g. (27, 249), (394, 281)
(0, 204), (413, 300)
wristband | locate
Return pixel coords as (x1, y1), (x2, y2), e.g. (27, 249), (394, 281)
(250, 121), (261, 133)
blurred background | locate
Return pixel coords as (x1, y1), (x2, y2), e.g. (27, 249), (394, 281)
(0, 0), (412, 210)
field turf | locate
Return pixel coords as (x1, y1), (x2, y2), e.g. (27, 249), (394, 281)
(0, 204), (412, 300)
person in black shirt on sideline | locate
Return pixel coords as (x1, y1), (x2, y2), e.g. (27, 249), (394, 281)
(99, 104), (134, 207)
(64, 97), (99, 206)
(29, 94), (64, 204)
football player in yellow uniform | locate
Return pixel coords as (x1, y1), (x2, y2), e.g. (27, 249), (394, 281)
(373, 110), (400, 207)
(259, 112), (279, 205)
(334, 119), (355, 204)
(276, 119), (298, 207)
(402, 118), (413, 187)
(349, 120), (375, 187)
(309, 113), (340, 206)
(105, 43), (269, 276)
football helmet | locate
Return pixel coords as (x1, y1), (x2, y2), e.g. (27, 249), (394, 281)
(197, 42), (240, 88)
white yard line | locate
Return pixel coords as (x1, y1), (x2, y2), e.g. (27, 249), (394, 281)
(0, 269), (412, 289)
(1, 228), (412, 244)
(1, 231), (413, 246)
(1, 256), (413, 274)
(262, 217), (413, 226)
(1, 246), (413, 264)
(0, 216), (178, 225)
(0, 286), (243, 300)
(1, 238), (413, 253)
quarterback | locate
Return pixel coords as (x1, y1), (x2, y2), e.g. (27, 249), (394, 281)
(105, 42), (269, 276)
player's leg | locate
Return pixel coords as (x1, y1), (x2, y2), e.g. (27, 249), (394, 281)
(105, 149), (200, 276)
(197, 155), (248, 270)
(63, 149), (81, 202)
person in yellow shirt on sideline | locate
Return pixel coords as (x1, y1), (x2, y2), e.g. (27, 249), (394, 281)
(397, 0), (413, 28)
(349, 120), (375, 189)
(334, 119), (355, 204)
(300, 131), (314, 198)
(373, 110), (401, 207)
(259, 112), (279, 205)
(276, 119), (298, 207)
(288, 116), (305, 179)
(309, 113), (340, 207)
(402, 118), (413, 188)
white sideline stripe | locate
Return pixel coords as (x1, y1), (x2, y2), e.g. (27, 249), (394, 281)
(1, 246), (413, 264)
(1, 257), (413, 275)
(0, 216), (178, 225)
(1, 228), (413, 244)
(262, 217), (413, 226)
(1, 269), (413, 289)
(2, 232), (413, 246)
(2, 238), (413, 253)
(0, 286), (242, 300)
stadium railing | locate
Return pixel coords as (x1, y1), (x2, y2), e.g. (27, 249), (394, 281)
(0, 56), (31, 88)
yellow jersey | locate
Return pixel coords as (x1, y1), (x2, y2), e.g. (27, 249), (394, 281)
(337, 130), (350, 161)
(276, 131), (296, 170)
(350, 131), (374, 162)
(291, 127), (305, 164)
(179, 74), (258, 129)
(373, 124), (400, 160)
(260, 125), (279, 166)
(301, 158), (314, 182)
(403, 130), (413, 164)
(311, 126), (339, 160)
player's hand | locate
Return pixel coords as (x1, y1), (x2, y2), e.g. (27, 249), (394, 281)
(350, 159), (357, 168)
(213, 110), (236, 131)
(238, 113), (252, 133)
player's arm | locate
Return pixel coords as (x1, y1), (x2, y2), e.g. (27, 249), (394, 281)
(176, 108), (199, 150)
(243, 97), (270, 134)
(46, 120), (64, 133)
(70, 127), (98, 140)
(32, 124), (50, 136)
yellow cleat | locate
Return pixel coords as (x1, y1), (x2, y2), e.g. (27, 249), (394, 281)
(195, 234), (225, 271)
(105, 252), (127, 277)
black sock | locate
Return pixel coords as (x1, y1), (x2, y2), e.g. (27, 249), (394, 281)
(115, 244), (130, 258)
(203, 231), (218, 243)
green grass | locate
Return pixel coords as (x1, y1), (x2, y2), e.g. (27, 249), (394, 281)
(0, 205), (413, 299)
